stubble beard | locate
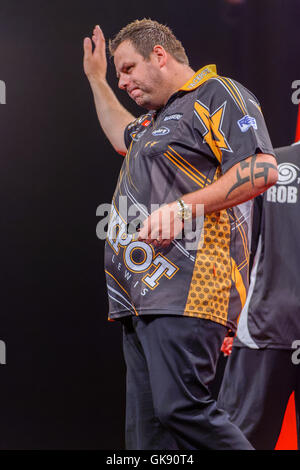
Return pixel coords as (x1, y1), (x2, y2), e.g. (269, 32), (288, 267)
(133, 69), (164, 110)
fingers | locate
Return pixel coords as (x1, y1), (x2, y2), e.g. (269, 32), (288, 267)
(137, 223), (155, 245)
(160, 239), (171, 249)
(92, 26), (98, 47)
(138, 230), (171, 249)
(84, 25), (105, 52)
(83, 37), (92, 59)
(137, 214), (173, 248)
(92, 25), (105, 52)
(142, 239), (171, 249)
(94, 25), (105, 41)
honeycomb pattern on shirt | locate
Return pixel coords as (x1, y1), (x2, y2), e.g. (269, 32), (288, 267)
(184, 169), (232, 326)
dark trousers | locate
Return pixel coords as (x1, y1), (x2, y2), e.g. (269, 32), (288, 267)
(218, 347), (300, 450)
(122, 315), (253, 450)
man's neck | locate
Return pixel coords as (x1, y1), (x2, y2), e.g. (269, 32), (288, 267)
(174, 66), (196, 90)
(162, 65), (195, 105)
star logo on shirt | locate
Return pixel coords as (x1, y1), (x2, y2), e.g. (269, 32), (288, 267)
(194, 100), (232, 163)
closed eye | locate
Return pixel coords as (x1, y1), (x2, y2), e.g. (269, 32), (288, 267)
(116, 64), (135, 79)
(124, 64), (134, 74)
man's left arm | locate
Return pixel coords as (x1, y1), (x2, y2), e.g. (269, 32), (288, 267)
(137, 152), (277, 246)
(181, 152), (277, 215)
(138, 80), (278, 245)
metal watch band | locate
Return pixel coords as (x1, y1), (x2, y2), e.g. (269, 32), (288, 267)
(176, 199), (192, 220)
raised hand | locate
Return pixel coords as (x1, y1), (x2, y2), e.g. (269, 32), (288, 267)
(83, 25), (108, 83)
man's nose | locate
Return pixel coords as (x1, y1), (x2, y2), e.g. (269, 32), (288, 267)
(118, 74), (129, 90)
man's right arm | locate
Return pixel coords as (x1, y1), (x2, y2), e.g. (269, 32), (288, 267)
(83, 26), (135, 156)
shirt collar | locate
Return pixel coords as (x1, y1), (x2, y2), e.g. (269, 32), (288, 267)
(153, 64), (218, 116)
(179, 64), (217, 92)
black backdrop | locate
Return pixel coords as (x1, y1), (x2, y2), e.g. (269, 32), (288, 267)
(0, 0), (299, 449)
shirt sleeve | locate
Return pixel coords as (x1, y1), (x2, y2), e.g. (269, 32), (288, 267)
(193, 77), (276, 173)
(124, 119), (138, 149)
(124, 113), (151, 149)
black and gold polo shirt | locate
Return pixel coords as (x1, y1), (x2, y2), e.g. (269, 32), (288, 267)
(104, 64), (275, 332)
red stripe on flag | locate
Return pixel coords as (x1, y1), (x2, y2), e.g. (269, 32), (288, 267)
(275, 392), (298, 450)
(295, 104), (300, 142)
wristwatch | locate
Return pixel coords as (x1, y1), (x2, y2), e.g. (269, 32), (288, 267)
(176, 198), (192, 221)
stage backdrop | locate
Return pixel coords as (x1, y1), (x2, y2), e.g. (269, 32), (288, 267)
(0, 0), (299, 449)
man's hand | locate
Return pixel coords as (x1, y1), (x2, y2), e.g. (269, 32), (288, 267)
(137, 202), (184, 248)
(82, 25), (135, 155)
(83, 25), (107, 83)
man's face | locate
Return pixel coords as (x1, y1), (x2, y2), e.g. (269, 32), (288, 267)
(114, 40), (164, 110)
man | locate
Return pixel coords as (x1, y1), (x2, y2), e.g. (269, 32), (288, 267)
(83, 19), (277, 450)
(218, 142), (300, 450)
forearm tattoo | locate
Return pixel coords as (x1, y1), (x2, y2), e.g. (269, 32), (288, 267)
(226, 155), (277, 199)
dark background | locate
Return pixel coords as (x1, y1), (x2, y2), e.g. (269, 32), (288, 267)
(0, 0), (299, 449)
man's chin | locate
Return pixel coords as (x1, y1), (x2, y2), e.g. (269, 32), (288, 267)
(134, 95), (149, 108)
(132, 94), (160, 111)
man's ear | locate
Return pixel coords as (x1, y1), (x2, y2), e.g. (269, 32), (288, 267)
(152, 45), (167, 68)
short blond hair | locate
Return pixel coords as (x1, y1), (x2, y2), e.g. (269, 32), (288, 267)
(109, 18), (189, 65)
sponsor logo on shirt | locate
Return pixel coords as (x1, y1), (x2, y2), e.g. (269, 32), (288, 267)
(163, 113), (183, 122)
(237, 115), (257, 133)
(277, 162), (300, 185)
(130, 129), (147, 142)
(106, 204), (179, 291)
(185, 67), (211, 89)
(152, 126), (170, 136)
(152, 127), (170, 136)
(137, 114), (152, 125)
(267, 162), (300, 204)
(128, 114), (152, 130)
